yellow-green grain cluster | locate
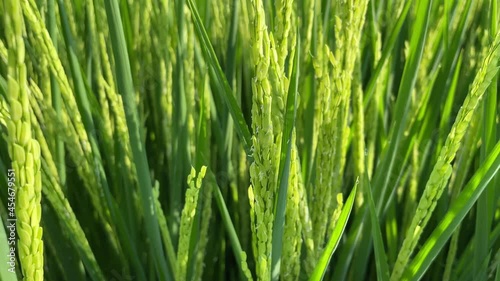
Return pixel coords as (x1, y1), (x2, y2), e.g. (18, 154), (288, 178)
(391, 31), (500, 281)
(0, 96), (8, 126)
(176, 166), (207, 281)
(0, 1), (498, 280)
(4, 0), (43, 279)
(309, 0), (368, 267)
(310, 42), (338, 257)
(247, 0), (285, 279)
(280, 132), (303, 280)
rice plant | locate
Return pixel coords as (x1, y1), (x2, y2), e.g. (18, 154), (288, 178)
(0, 0), (499, 280)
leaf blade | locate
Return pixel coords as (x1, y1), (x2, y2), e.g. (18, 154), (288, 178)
(310, 182), (358, 281)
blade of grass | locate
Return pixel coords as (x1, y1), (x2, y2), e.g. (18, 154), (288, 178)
(40, 171), (106, 281)
(224, 0), (239, 86)
(219, 0), (239, 191)
(373, 0), (432, 218)
(43, 201), (86, 281)
(432, 0), (474, 154)
(58, 2), (146, 279)
(102, 1), (171, 280)
(474, 2), (498, 279)
(209, 171), (253, 281)
(470, 252), (494, 281)
(0, 75), (6, 97)
(403, 141), (500, 281)
(364, 172), (390, 281)
(186, 0), (252, 154)
(117, 0), (135, 76)
(362, 0), (413, 107)
(454, 223), (500, 281)
(437, 53), (463, 148)
(57, 0), (96, 134)
(29, 85), (106, 281)
(271, 29), (300, 281)
(309, 182), (358, 281)
(496, 256), (500, 281)
(153, 182), (177, 278)
(47, 0), (65, 186)
(187, 72), (213, 281)
(171, 0), (191, 244)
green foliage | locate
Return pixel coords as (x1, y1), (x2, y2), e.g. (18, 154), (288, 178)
(0, 0), (499, 280)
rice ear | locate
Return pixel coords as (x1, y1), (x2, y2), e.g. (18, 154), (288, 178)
(5, 0), (43, 279)
(391, 31), (500, 281)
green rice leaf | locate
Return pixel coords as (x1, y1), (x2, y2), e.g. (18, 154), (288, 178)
(364, 173), (390, 281)
(102, 0), (171, 279)
(309, 182), (358, 281)
(496, 256), (500, 281)
(210, 171), (254, 281)
(186, 0), (252, 154)
(363, 0), (413, 107)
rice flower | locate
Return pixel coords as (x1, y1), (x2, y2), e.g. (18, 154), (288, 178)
(280, 132), (302, 280)
(177, 166), (207, 281)
(274, 0), (293, 70)
(0, 96), (9, 126)
(352, 57), (366, 208)
(391, 31), (500, 281)
(28, 82), (106, 280)
(21, 0), (109, 216)
(248, 0), (279, 279)
(311, 42), (338, 256)
(210, 0), (230, 47)
(307, 0), (368, 268)
(329, 0), (368, 218)
(366, 32), (383, 178)
(5, 0), (43, 279)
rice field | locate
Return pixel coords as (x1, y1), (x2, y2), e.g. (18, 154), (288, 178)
(0, 0), (499, 280)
